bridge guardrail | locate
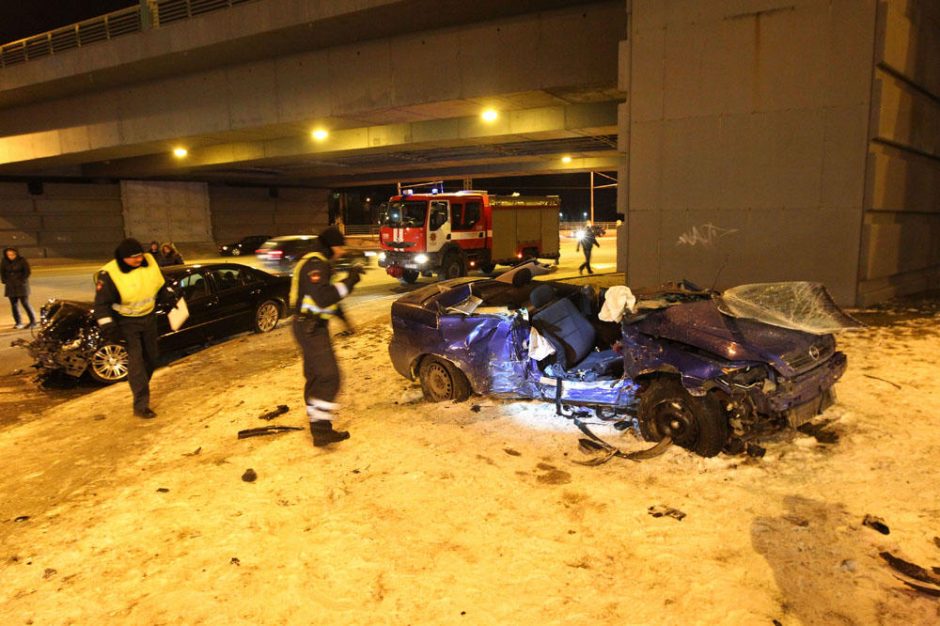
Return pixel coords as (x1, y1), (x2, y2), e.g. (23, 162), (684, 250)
(0, 0), (258, 69)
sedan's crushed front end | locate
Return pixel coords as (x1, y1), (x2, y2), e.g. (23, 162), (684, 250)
(14, 300), (104, 378)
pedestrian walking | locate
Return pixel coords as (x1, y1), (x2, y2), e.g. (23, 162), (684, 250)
(158, 242), (184, 266)
(290, 226), (364, 446)
(576, 224), (600, 274)
(93, 238), (172, 419)
(1, 247), (37, 329)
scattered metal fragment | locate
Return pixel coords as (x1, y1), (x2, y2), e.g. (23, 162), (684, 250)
(258, 404), (290, 421)
(570, 416), (673, 465)
(862, 374), (901, 390)
(894, 577), (940, 597)
(862, 514), (890, 535)
(934, 536), (940, 549)
(237, 425), (303, 439)
(503, 448), (521, 457)
(156, 487), (169, 493)
(13, 515), (29, 523)
(648, 505), (686, 521)
(470, 404), (482, 413)
(230, 557), (241, 566)
(746, 443), (767, 457)
(798, 420), (839, 444)
(183, 447), (202, 457)
(880, 551), (940, 586)
(241, 469), (257, 482)
(43, 568), (57, 579)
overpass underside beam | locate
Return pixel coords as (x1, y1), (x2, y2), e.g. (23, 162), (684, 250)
(77, 101), (620, 184)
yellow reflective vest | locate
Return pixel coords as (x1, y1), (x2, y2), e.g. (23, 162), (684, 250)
(290, 251), (340, 318)
(97, 253), (165, 317)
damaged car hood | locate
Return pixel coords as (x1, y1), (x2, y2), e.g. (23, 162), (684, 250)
(633, 300), (833, 376)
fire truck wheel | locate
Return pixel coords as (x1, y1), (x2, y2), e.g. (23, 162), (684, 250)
(400, 270), (419, 284)
(480, 262), (496, 274)
(440, 253), (465, 280)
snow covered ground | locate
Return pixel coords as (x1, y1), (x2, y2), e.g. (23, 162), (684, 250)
(0, 289), (938, 625)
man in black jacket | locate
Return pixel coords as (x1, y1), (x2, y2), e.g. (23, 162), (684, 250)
(576, 224), (600, 275)
(93, 238), (171, 419)
(1, 247), (37, 329)
(290, 226), (363, 446)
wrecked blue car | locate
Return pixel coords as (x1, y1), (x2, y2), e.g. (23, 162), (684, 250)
(389, 264), (857, 457)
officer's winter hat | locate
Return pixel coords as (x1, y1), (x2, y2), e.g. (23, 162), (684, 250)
(115, 238), (145, 260)
(319, 226), (346, 249)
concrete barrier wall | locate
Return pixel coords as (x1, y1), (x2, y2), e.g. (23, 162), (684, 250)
(208, 186), (329, 244)
(858, 0), (940, 304)
(0, 181), (124, 260)
(621, 0), (878, 305)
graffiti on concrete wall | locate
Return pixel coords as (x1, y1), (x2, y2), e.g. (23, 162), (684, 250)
(676, 223), (739, 247)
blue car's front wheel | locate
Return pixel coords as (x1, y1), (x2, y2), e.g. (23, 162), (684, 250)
(419, 356), (471, 402)
(638, 378), (728, 457)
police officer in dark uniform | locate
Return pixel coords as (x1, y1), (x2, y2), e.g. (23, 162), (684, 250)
(290, 226), (364, 446)
(93, 238), (172, 419)
(576, 224), (600, 275)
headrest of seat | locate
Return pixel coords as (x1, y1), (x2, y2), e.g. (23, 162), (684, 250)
(529, 284), (556, 309)
(511, 267), (533, 288)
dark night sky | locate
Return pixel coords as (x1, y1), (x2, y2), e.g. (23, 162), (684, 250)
(0, 1), (134, 43)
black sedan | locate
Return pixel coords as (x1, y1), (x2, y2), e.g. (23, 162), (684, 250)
(218, 234), (271, 257)
(18, 263), (290, 384)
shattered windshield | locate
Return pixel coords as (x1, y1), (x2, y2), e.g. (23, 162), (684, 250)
(382, 200), (427, 227)
(718, 282), (862, 335)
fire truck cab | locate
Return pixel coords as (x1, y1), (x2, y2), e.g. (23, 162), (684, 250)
(378, 190), (560, 283)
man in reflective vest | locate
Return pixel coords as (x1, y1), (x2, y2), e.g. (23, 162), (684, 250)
(290, 226), (363, 446)
(93, 238), (170, 419)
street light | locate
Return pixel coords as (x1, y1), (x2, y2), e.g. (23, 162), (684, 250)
(481, 108), (498, 122)
(561, 155), (572, 164)
(311, 128), (329, 141)
(172, 147), (188, 158)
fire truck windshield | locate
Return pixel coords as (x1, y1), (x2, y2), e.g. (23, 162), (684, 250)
(383, 200), (427, 227)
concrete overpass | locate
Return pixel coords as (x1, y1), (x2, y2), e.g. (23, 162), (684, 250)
(1, 0), (938, 305)
(0, 0), (624, 186)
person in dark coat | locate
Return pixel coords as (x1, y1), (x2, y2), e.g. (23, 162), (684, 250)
(148, 240), (161, 256)
(158, 242), (184, 267)
(576, 224), (600, 275)
(93, 239), (173, 418)
(290, 226), (363, 446)
(1, 247), (37, 329)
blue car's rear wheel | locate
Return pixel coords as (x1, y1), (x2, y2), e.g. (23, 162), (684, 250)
(638, 378), (728, 457)
(419, 356), (471, 402)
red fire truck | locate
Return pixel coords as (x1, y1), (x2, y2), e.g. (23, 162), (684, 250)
(378, 190), (561, 283)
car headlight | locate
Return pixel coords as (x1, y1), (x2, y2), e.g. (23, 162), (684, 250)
(415, 254), (428, 264)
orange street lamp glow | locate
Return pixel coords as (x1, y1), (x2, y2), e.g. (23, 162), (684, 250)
(172, 147), (188, 158)
(311, 129), (329, 141)
(561, 155), (572, 163)
(481, 109), (498, 123)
